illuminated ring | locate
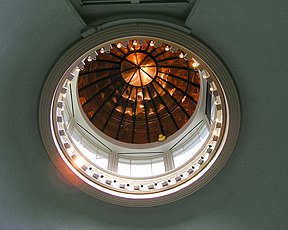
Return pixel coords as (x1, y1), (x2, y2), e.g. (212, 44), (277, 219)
(39, 23), (240, 207)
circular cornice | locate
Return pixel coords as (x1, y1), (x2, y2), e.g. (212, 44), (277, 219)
(39, 22), (240, 207)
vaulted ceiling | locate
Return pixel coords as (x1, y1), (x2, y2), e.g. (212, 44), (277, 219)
(0, 0), (287, 229)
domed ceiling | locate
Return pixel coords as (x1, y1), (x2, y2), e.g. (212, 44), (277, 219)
(78, 39), (200, 144)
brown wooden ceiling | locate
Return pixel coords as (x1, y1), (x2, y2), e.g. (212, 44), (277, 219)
(78, 40), (200, 144)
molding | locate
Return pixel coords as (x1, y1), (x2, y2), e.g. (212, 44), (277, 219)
(185, 0), (202, 27)
(39, 22), (240, 207)
(81, 18), (191, 38)
(64, 0), (87, 28)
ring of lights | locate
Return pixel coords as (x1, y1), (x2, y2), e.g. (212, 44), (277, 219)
(39, 23), (240, 207)
(78, 39), (201, 145)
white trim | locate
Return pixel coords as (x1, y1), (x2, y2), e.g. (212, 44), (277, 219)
(39, 22), (240, 207)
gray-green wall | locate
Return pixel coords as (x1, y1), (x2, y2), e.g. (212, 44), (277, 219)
(0, 0), (287, 229)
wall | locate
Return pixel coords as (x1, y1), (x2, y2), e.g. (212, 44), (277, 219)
(0, 0), (287, 229)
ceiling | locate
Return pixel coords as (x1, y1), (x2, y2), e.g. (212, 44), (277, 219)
(78, 40), (200, 144)
(0, 0), (287, 229)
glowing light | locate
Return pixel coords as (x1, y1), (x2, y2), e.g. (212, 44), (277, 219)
(116, 106), (123, 112)
(73, 156), (85, 168)
(132, 40), (138, 46)
(192, 59), (200, 68)
(170, 88), (176, 96)
(165, 46), (170, 51)
(66, 148), (75, 156)
(117, 42), (122, 48)
(179, 52), (185, 58)
(181, 96), (187, 103)
(87, 56), (92, 62)
(125, 109), (133, 116)
(100, 48), (105, 53)
(150, 41), (155, 46)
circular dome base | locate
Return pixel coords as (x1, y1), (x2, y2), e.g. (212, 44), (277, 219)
(39, 23), (240, 207)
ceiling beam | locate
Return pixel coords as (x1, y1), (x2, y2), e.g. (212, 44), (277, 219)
(185, 0), (201, 27)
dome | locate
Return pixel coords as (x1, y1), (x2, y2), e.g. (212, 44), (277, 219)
(78, 39), (200, 144)
(39, 23), (240, 207)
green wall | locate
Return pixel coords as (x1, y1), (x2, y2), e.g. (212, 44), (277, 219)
(0, 0), (287, 229)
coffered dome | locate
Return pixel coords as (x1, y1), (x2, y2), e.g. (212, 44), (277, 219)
(78, 39), (200, 144)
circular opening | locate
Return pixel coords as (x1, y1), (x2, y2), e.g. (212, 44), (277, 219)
(39, 23), (240, 207)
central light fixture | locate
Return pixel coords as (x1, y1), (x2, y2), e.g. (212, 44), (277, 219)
(121, 52), (156, 86)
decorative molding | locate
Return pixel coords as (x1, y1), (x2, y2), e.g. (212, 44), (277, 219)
(39, 22), (240, 207)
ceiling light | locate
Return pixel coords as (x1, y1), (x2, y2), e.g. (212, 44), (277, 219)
(192, 62), (198, 68)
(179, 52), (186, 58)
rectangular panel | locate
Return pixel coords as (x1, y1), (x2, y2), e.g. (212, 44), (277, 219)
(81, 0), (189, 5)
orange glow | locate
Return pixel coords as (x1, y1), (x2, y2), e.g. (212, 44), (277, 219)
(181, 96), (187, 103)
(121, 53), (156, 87)
(78, 39), (201, 144)
(170, 88), (176, 96)
(79, 97), (87, 105)
(74, 156), (85, 168)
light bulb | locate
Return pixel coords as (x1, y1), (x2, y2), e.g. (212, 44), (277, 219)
(192, 58), (200, 68)
(117, 42), (122, 48)
(100, 48), (105, 53)
(165, 46), (170, 51)
(192, 62), (198, 68)
(150, 41), (155, 46)
(87, 56), (92, 62)
(179, 52), (185, 58)
(132, 40), (137, 46)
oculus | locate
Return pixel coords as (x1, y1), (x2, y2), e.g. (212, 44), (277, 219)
(39, 23), (240, 207)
